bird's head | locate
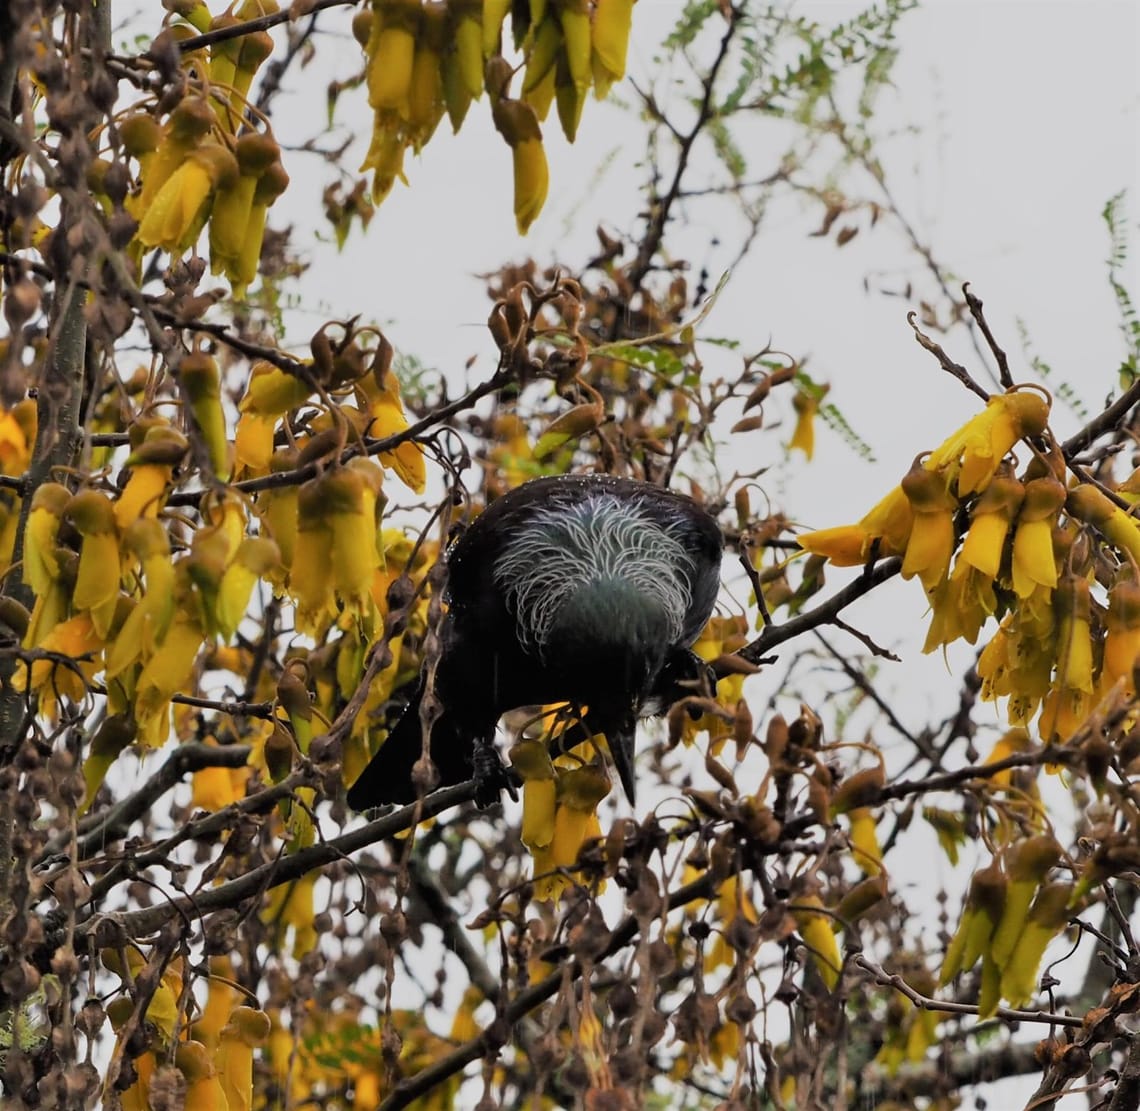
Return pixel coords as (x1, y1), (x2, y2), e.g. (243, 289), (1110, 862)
(544, 578), (675, 804)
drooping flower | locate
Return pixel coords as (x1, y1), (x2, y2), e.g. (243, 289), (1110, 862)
(492, 97), (549, 235)
(65, 490), (121, 638)
(591, 0), (636, 98)
(135, 144), (240, 255)
(1067, 481), (1140, 568)
(959, 464), (1024, 578)
(798, 483), (914, 566)
(789, 384), (829, 460)
(926, 387), (1051, 496)
(1010, 473), (1067, 599)
(900, 459), (957, 590)
(1101, 575), (1140, 694)
(1039, 572), (1095, 742)
(355, 363), (426, 493)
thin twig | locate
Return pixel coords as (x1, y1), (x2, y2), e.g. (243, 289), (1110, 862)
(853, 954), (1082, 1028)
(740, 557), (902, 664)
(963, 284), (1013, 389)
(908, 312), (990, 403)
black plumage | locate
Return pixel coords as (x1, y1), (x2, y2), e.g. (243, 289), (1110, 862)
(346, 474), (723, 809)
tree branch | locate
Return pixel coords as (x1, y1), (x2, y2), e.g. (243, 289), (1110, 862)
(740, 557), (902, 664)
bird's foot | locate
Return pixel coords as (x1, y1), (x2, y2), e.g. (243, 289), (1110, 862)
(472, 738), (518, 809)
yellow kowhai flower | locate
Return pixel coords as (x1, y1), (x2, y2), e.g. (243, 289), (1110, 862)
(510, 738), (558, 850)
(257, 450), (300, 573)
(359, 124), (407, 205)
(999, 881), (1073, 1008)
(449, 0), (485, 100)
(136, 143), (240, 255)
(705, 873), (759, 970)
(791, 892), (841, 991)
(926, 386), (1051, 496)
(65, 489), (121, 638)
(924, 561), (998, 652)
(1102, 576), (1140, 695)
(1006, 617), (1057, 726)
(125, 97), (214, 221)
(406, 3), (447, 150)
(0, 399), (34, 473)
(532, 764), (609, 900)
(978, 610), (1058, 727)
(900, 460), (957, 590)
(207, 13), (244, 99)
(959, 464), (1024, 578)
(556, 0), (592, 89)
(323, 465), (382, 620)
(493, 97), (549, 235)
(18, 612), (102, 715)
(106, 519), (175, 679)
(523, 51), (557, 121)
(981, 726), (1035, 789)
(989, 835), (1061, 977)
(798, 483), (914, 567)
(939, 859), (1006, 986)
(1067, 481), (1140, 568)
(355, 365), (426, 493)
(222, 23), (274, 131)
(118, 110), (163, 191)
(179, 349), (230, 479)
(789, 384), (828, 460)
(22, 482), (70, 597)
(240, 358), (314, 419)
(848, 807), (883, 876)
(289, 482), (338, 633)
(232, 158), (288, 296)
(175, 1041), (227, 1111)
(236, 358), (312, 472)
(1039, 573), (1095, 742)
(191, 955), (239, 1050)
(261, 871), (317, 958)
(523, 14), (561, 99)
(209, 132), (279, 284)
(556, 67), (587, 143)
(365, 0), (420, 110)
(216, 536), (280, 641)
(1010, 473), (1067, 599)
(591, 0), (636, 98)
(105, 999), (155, 1111)
(679, 615), (746, 750)
(113, 425), (188, 531)
(488, 413), (536, 489)
(216, 1007), (272, 1111)
(134, 610), (206, 744)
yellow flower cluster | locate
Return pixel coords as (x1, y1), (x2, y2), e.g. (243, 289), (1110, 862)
(802, 385), (1140, 746)
(511, 733), (609, 900)
(114, 1), (287, 295)
(0, 399), (36, 578)
(356, 0), (636, 233)
(103, 949), (271, 1111)
(939, 836), (1069, 1016)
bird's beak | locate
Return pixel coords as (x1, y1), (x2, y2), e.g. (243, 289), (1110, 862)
(609, 728), (637, 806)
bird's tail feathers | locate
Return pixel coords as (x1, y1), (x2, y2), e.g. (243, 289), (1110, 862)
(345, 684), (472, 810)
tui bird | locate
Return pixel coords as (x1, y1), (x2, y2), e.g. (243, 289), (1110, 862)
(346, 473), (723, 809)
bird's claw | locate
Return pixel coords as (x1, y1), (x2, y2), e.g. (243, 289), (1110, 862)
(472, 737), (517, 809)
